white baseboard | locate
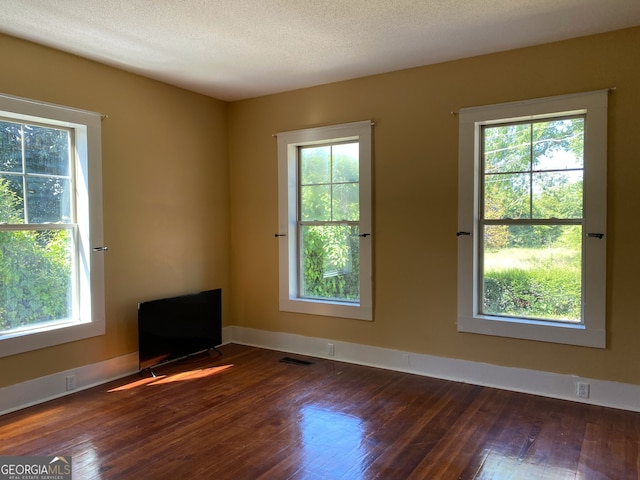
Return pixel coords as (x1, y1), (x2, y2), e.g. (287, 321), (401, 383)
(1, 331), (238, 415)
(0, 352), (139, 416)
(227, 325), (640, 412)
(4, 326), (639, 415)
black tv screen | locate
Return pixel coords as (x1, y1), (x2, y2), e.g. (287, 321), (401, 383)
(138, 288), (222, 370)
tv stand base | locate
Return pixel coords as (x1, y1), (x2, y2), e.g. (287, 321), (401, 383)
(139, 346), (223, 378)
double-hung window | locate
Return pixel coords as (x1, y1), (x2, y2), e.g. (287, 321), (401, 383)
(457, 90), (607, 348)
(277, 121), (372, 320)
(0, 93), (105, 357)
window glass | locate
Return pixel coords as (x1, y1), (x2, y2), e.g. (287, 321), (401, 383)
(0, 122), (75, 334)
(299, 142), (360, 303)
(301, 224), (360, 301)
(0, 121), (22, 173)
(480, 117), (584, 323)
(25, 125), (70, 176)
(0, 229), (74, 331)
(482, 224), (582, 322)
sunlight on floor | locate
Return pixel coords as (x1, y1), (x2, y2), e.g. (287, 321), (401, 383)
(4, 406), (67, 429)
(108, 364), (233, 392)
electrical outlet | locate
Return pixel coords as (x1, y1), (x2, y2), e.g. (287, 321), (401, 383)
(66, 374), (76, 391)
(576, 382), (590, 398)
(327, 343), (335, 356)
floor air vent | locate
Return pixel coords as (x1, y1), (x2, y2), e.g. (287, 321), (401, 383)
(280, 357), (313, 366)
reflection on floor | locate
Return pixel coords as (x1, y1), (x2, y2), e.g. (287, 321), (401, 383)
(1, 343), (638, 479)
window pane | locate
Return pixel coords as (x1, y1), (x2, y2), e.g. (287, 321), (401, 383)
(25, 125), (70, 176)
(332, 143), (359, 183)
(532, 118), (584, 171)
(0, 121), (23, 173)
(0, 229), (74, 333)
(532, 171), (583, 219)
(482, 224), (582, 322)
(484, 173), (530, 219)
(0, 175), (25, 223)
(484, 124), (531, 173)
(300, 146), (330, 185)
(26, 176), (72, 223)
(300, 224), (360, 302)
(332, 183), (359, 221)
(301, 185), (331, 221)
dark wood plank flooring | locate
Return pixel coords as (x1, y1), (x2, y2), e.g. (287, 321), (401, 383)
(1, 344), (639, 479)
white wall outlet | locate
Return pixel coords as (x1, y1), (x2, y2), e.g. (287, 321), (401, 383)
(327, 343), (335, 356)
(576, 382), (590, 398)
(66, 374), (76, 391)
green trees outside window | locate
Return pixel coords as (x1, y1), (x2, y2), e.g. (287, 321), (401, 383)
(299, 142), (360, 302)
(481, 117), (584, 322)
(0, 121), (74, 333)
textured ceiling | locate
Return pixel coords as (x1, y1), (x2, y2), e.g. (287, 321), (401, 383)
(0, 0), (639, 101)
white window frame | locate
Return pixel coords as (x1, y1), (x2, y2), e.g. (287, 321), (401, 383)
(277, 121), (373, 320)
(0, 93), (105, 358)
(457, 90), (608, 348)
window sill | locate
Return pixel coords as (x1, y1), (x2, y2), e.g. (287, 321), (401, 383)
(457, 314), (605, 348)
(0, 320), (105, 358)
(280, 297), (372, 321)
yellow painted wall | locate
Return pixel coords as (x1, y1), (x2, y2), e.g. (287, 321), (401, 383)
(1, 27), (639, 391)
(0, 34), (230, 387)
(228, 27), (640, 385)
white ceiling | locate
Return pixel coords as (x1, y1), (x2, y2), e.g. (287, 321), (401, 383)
(1, 0), (639, 101)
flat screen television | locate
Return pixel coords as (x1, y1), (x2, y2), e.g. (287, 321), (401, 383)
(138, 288), (222, 371)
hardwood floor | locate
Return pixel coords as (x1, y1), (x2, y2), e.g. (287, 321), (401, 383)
(1, 343), (639, 479)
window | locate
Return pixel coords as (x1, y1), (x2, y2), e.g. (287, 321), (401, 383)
(277, 121), (372, 320)
(0, 93), (105, 357)
(457, 90), (607, 348)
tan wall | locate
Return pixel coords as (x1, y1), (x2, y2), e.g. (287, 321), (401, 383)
(0, 34), (230, 387)
(2, 27), (639, 391)
(228, 27), (640, 385)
